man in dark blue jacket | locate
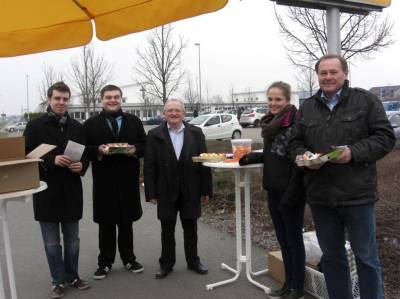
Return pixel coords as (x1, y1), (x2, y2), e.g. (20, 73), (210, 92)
(291, 54), (395, 299)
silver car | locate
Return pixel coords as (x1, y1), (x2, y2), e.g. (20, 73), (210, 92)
(190, 113), (242, 140)
(4, 122), (26, 132)
(239, 107), (268, 127)
(389, 112), (400, 149)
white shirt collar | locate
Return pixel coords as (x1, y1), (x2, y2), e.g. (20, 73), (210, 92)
(167, 122), (185, 133)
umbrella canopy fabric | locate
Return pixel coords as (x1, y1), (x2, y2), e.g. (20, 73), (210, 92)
(0, 0), (228, 57)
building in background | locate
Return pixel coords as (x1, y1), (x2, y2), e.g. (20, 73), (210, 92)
(369, 85), (400, 102)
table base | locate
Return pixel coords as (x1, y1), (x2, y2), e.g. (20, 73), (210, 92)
(205, 166), (270, 294)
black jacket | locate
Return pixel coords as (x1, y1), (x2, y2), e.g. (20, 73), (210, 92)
(24, 114), (88, 222)
(240, 113), (305, 208)
(144, 122), (212, 220)
(83, 112), (146, 224)
(290, 81), (395, 207)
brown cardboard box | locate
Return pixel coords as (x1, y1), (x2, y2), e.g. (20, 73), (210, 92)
(0, 137), (55, 194)
(268, 250), (285, 283)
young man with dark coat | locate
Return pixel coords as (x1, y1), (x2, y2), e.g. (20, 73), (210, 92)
(144, 99), (212, 279)
(24, 81), (90, 298)
(83, 84), (146, 279)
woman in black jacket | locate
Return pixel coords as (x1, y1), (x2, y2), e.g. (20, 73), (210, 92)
(240, 81), (305, 299)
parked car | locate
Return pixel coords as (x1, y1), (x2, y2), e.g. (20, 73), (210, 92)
(239, 107), (268, 127)
(4, 122), (26, 132)
(383, 100), (400, 117)
(189, 113), (242, 140)
(389, 112), (400, 149)
(184, 111), (194, 122)
(146, 115), (164, 125)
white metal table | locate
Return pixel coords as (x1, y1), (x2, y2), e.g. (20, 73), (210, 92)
(0, 181), (47, 299)
(203, 162), (269, 293)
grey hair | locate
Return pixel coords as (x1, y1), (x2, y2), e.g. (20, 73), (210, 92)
(164, 98), (186, 112)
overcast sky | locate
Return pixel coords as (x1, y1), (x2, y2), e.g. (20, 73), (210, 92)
(0, 0), (399, 115)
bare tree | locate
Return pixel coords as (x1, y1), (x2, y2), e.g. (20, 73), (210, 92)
(134, 25), (187, 104)
(37, 64), (64, 112)
(183, 73), (199, 111)
(274, 5), (395, 69)
(70, 45), (113, 117)
(296, 60), (318, 97)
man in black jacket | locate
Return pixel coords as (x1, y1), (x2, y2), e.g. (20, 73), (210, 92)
(84, 85), (146, 280)
(291, 54), (395, 299)
(144, 99), (212, 279)
(24, 82), (90, 298)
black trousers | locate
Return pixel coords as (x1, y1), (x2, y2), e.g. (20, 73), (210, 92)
(98, 222), (136, 267)
(267, 191), (305, 291)
(159, 196), (200, 270)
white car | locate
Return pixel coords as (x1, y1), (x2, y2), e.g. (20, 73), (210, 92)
(4, 122), (26, 132)
(239, 107), (268, 127)
(190, 113), (242, 140)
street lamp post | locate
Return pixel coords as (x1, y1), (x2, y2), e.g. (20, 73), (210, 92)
(194, 43), (202, 111)
(140, 86), (147, 120)
(26, 74), (30, 121)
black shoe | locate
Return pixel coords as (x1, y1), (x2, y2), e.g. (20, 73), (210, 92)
(155, 268), (172, 279)
(93, 266), (111, 280)
(268, 281), (290, 298)
(125, 261), (144, 273)
(282, 289), (304, 299)
(188, 263), (208, 274)
(50, 284), (65, 298)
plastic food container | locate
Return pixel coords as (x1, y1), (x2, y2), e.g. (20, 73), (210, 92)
(231, 139), (252, 160)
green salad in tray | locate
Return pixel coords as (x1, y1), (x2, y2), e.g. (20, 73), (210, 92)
(104, 143), (136, 155)
(295, 147), (345, 167)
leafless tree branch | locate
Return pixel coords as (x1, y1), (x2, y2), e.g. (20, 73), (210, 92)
(134, 25), (187, 104)
(69, 45), (113, 115)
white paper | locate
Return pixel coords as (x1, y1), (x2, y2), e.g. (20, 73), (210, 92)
(64, 140), (85, 162)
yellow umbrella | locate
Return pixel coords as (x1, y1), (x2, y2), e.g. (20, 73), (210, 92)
(0, 0), (228, 57)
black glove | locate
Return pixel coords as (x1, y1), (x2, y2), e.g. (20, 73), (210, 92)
(238, 152), (263, 166)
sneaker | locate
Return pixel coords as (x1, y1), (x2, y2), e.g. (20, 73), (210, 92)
(94, 266), (111, 280)
(125, 261), (144, 273)
(282, 289), (304, 299)
(50, 284), (65, 298)
(268, 281), (290, 298)
(69, 278), (91, 290)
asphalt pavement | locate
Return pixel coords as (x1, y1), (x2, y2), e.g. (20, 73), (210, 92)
(0, 167), (284, 299)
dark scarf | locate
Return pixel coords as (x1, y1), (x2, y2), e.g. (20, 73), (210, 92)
(46, 105), (69, 127)
(261, 104), (297, 140)
(100, 109), (123, 136)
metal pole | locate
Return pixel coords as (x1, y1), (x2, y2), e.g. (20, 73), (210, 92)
(194, 43), (202, 111)
(26, 74), (30, 121)
(326, 7), (341, 55)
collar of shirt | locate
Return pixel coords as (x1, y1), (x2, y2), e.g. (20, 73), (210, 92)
(167, 122), (185, 159)
(321, 89), (342, 111)
(167, 122), (185, 133)
(106, 115), (122, 132)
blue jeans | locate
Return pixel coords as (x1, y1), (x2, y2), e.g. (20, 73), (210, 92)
(310, 204), (383, 299)
(40, 222), (80, 285)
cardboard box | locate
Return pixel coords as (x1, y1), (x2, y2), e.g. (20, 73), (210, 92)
(268, 250), (285, 283)
(0, 137), (55, 194)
